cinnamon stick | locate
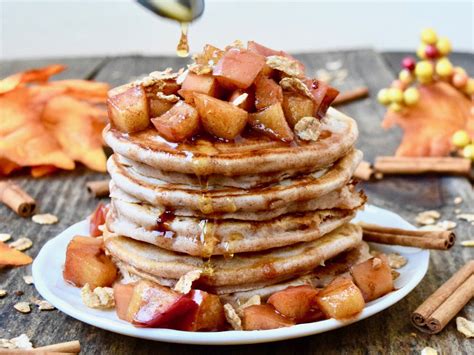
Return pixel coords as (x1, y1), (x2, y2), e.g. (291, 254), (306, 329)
(354, 160), (374, 181)
(360, 222), (455, 250)
(412, 260), (474, 334)
(0, 340), (81, 354)
(0, 181), (36, 217)
(333, 86), (369, 105)
(374, 156), (471, 176)
(86, 180), (110, 198)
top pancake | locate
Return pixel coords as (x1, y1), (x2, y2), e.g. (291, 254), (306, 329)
(103, 107), (358, 176)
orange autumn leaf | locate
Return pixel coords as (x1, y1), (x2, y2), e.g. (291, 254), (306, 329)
(0, 241), (33, 266)
(0, 65), (110, 176)
(382, 82), (474, 157)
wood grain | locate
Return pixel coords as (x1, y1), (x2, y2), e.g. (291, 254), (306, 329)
(0, 51), (472, 354)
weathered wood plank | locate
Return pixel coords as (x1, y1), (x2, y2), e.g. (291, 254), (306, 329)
(1, 51), (472, 354)
(0, 57), (107, 80)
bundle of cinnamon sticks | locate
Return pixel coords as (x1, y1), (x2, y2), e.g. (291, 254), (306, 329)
(411, 261), (474, 334)
(360, 222), (455, 250)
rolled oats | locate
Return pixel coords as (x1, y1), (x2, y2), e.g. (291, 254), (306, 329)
(9, 237), (33, 251)
(279, 77), (312, 99)
(22, 275), (34, 285)
(294, 116), (321, 141)
(14, 302), (31, 314)
(457, 213), (474, 223)
(387, 253), (407, 269)
(231, 93), (248, 107)
(237, 295), (261, 317)
(0, 289), (7, 298)
(32, 213), (58, 225)
(81, 284), (115, 309)
(224, 303), (242, 330)
(421, 347), (438, 355)
(453, 196), (463, 205)
(456, 317), (474, 338)
(0, 334), (33, 349)
(156, 91), (180, 102)
(174, 269), (202, 294)
(415, 210), (440, 225)
(32, 298), (55, 311)
(0, 233), (11, 242)
(266, 56), (304, 77)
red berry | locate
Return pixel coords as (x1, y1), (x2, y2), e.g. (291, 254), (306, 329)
(425, 44), (439, 59)
(402, 57), (416, 71)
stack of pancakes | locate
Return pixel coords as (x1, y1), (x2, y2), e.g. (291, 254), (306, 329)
(103, 107), (366, 301)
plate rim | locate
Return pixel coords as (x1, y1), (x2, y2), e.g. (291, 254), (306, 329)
(32, 204), (429, 345)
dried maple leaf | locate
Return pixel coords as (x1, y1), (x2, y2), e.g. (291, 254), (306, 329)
(0, 241), (32, 266)
(382, 82), (473, 157)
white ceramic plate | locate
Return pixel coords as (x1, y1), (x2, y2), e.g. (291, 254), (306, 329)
(33, 204), (429, 345)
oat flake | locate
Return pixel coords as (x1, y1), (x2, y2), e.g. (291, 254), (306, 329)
(22, 275), (34, 285)
(456, 317), (474, 338)
(14, 302), (31, 314)
(174, 269), (202, 294)
(0, 334), (33, 349)
(387, 253), (407, 269)
(32, 213), (58, 225)
(0, 233), (11, 242)
(224, 303), (242, 330)
(0, 290), (7, 298)
(295, 116), (321, 141)
(9, 237), (33, 251)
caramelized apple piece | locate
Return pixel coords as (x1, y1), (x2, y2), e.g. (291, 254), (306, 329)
(315, 277), (365, 320)
(254, 74), (283, 110)
(179, 290), (226, 331)
(107, 85), (150, 133)
(350, 256), (394, 302)
(242, 304), (294, 330)
(151, 101), (199, 142)
(194, 93), (248, 139)
(63, 236), (117, 289)
(114, 283), (135, 322)
(127, 280), (198, 328)
(267, 285), (319, 322)
(195, 44), (225, 66)
(229, 89), (255, 112)
(247, 41), (305, 72)
(282, 92), (315, 127)
(149, 98), (174, 117)
(304, 79), (339, 118)
(213, 48), (266, 89)
(249, 103), (294, 142)
(89, 202), (108, 237)
(179, 73), (220, 104)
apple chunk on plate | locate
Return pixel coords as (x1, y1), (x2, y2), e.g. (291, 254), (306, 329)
(180, 290), (226, 331)
(242, 305), (294, 330)
(315, 277), (365, 320)
(151, 101), (199, 142)
(267, 285), (319, 322)
(107, 85), (150, 133)
(213, 48), (266, 89)
(194, 93), (248, 139)
(127, 280), (198, 328)
(63, 236), (117, 289)
(114, 283), (136, 322)
(350, 256), (394, 302)
(249, 103), (294, 142)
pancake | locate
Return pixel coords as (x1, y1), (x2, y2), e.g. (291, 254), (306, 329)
(116, 154), (330, 189)
(103, 107), (358, 176)
(108, 199), (363, 256)
(108, 149), (362, 215)
(104, 223), (362, 293)
(109, 181), (366, 221)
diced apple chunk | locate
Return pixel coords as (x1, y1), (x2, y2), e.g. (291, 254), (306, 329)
(267, 285), (319, 322)
(254, 75), (283, 110)
(114, 283), (136, 322)
(242, 304), (294, 330)
(151, 101), (199, 142)
(107, 85), (150, 133)
(63, 236), (117, 289)
(304, 79), (339, 118)
(247, 41), (305, 72)
(249, 103), (294, 142)
(350, 256), (394, 302)
(194, 93), (248, 139)
(213, 48), (266, 89)
(180, 290), (226, 331)
(127, 280), (198, 328)
(315, 277), (365, 320)
(179, 73), (220, 104)
(195, 44), (224, 66)
(89, 202), (108, 237)
(282, 92), (315, 128)
(149, 98), (174, 117)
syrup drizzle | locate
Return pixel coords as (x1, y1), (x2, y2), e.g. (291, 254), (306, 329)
(176, 22), (189, 57)
(155, 210), (176, 238)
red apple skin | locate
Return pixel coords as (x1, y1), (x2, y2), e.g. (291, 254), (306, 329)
(213, 48), (266, 89)
(176, 290), (226, 331)
(303, 79), (339, 118)
(254, 74), (283, 111)
(89, 202), (108, 237)
(127, 280), (198, 328)
(114, 283), (136, 322)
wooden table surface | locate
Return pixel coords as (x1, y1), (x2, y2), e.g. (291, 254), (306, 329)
(1, 50), (472, 354)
